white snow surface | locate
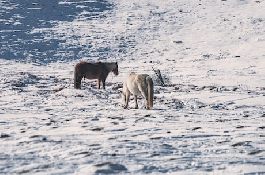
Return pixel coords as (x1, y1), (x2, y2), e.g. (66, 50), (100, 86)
(1, 0), (265, 174)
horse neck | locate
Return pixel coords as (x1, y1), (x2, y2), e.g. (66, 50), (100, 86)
(104, 63), (115, 72)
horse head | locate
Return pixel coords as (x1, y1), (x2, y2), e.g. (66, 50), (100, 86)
(111, 62), (119, 76)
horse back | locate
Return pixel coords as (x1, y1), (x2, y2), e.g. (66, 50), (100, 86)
(126, 73), (148, 95)
(75, 61), (108, 79)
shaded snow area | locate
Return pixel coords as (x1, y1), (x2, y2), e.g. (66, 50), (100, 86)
(1, 0), (265, 174)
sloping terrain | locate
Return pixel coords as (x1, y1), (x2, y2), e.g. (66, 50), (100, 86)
(0, 0), (265, 174)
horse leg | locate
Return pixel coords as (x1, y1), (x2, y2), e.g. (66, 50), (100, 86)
(97, 79), (100, 89)
(102, 78), (106, 90)
(138, 84), (149, 109)
(144, 90), (150, 109)
(74, 73), (82, 89)
(125, 91), (130, 109)
(122, 92), (127, 109)
(75, 78), (82, 89)
(134, 95), (138, 109)
(143, 93), (149, 109)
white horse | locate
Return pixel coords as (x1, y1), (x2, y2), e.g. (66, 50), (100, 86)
(122, 72), (154, 109)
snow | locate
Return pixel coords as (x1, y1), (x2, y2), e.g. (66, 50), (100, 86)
(0, 0), (265, 174)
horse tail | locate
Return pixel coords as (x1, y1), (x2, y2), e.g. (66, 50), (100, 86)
(74, 64), (81, 89)
(147, 76), (154, 108)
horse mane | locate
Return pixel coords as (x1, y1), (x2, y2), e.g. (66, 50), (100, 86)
(103, 62), (117, 72)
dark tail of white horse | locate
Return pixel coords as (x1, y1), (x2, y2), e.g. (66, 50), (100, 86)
(147, 76), (154, 108)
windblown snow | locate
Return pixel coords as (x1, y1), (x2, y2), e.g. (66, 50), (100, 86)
(0, 0), (265, 174)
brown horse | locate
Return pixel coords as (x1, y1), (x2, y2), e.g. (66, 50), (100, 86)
(74, 61), (118, 89)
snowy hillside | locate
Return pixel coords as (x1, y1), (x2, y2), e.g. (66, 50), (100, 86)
(0, 0), (265, 174)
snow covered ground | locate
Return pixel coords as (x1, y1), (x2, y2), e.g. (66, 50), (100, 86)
(0, 0), (265, 174)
